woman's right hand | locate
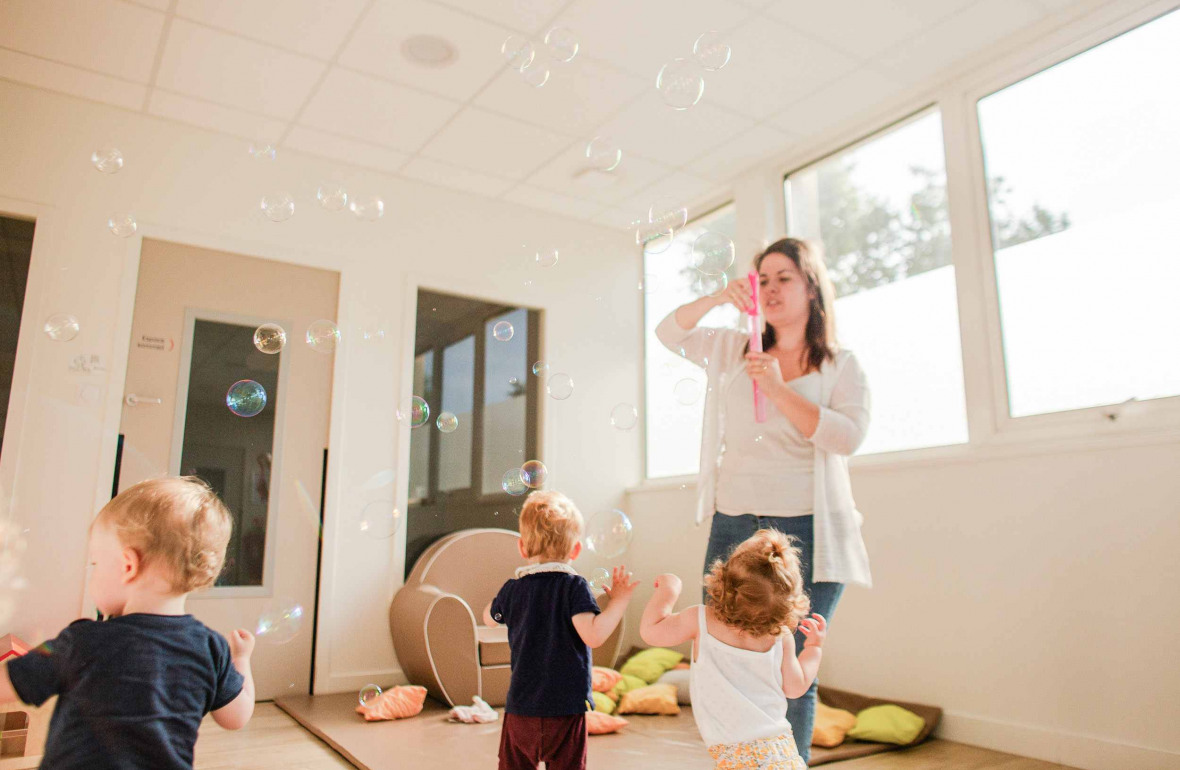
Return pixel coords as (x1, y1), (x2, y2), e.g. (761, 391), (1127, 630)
(718, 279), (755, 314)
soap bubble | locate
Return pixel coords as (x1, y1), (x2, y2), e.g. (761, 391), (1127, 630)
(520, 59), (551, 88)
(502, 468), (528, 496)
(349, 195), (384, 221)
(521, 460), (547, 489)
(532, 361), (549, 377)
(397, 396), (430, 427)
(261, 192), (295, 222)
(586, 137), (622, 172)
(610, 403), (638, 431)
(493, 321), (514, 342)
(359, 684), (383, 707)
(588, 567), (611, 593)
(316, 183), (348, 212)
(436, 411), (459, 433)
(656, 58), (705, 110)
(696, 271), (729, 298)
(544, 26), (579, 62)
(43, 313), (80, 342)
(501, 35), (535, 71)
(226, 380), (267, 417)
(546, 373), (574, 400)
(306, 320), (339, 353)
(253, 323), (286, 354)
(692, 31), (731, 71)
(358, 500), (401, 539)
(91, 147), (123, 174)
(649, 199), (689, 234)
(585, 510), (633, 559)
(674, 378), (704, 405)
(248, 142), (277, 161)
(108, 212), (137, 238)
(535, 248), (558, 268)
(692, 231), (735, 274)
(255, 600), (303, 644)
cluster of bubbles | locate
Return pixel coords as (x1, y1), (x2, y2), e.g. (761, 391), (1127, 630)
(656, 31), (732, 110)
(636, 199), (689, 253)
(502, 459), (547, 496)
(500, 26), (579, 89)
(690, 230), (736, 298)
(584, 509), (634, 560)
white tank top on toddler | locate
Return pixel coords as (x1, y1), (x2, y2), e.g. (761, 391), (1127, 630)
(689, 605), (794, 748)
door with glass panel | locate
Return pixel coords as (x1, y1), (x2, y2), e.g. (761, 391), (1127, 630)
(113, 238), (337, 699)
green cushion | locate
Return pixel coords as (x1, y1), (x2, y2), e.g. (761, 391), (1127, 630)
(590, 691), (616, 714)
(619, 648), (684, 684)
(847, 704), (926, 745)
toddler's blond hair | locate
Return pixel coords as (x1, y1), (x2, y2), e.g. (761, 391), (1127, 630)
(704, 529), (811, 637)
(94, 476), (233, 594)
(518, 490), (583, 561)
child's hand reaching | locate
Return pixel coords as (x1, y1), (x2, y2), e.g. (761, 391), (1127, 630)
(230, 628), (256, 661)
(799, 613), (827, 649)
(603, 566), (639, 603)
(653, 573), (682, 598)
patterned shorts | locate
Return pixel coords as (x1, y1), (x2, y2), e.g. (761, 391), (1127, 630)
(707, 733), (808, 770)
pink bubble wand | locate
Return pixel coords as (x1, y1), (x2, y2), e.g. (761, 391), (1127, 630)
(747, 270), (768, 423)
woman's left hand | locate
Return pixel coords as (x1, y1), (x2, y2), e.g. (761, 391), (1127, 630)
(745, 352), (784, 392)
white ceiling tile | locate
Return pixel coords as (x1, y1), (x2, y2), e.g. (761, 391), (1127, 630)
(502, 185), (601, 220)
(340, 0), (517, 102)
(523, 143), (673, 206)
(148, 89), (288, 142)
(620, 171), (721, 217)
(589, 206), (640, 230)
(0, 48), (147, 110)
(0, 0), (164, 82)
(428, 0), (569, 34)
(155, 19), (325, 118)
(476, 57), (648, 137)
(686, 124), (796, 182)
(418, 107), (572, 180)
(704, 15), (861, 121)
(761, 0), (937, 59)
(175, 0), (370, 60)
(400, 157), (516, 197)
(594, 97), (756, 168)
(282, 126), (411, 173)
(552, 0), (753, 78)
(766, 67), (905, 139)
(298, 68), (462, 152)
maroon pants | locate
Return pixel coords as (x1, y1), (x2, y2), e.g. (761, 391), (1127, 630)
(498, 712), (587, 770)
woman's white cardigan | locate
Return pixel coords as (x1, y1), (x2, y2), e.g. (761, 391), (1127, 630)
(655, 312), (873, 588)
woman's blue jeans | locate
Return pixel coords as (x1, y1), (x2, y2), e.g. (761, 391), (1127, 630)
(703, 512), (844, 764)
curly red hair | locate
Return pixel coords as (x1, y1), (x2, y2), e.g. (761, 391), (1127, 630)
(704, 529), (810, 636)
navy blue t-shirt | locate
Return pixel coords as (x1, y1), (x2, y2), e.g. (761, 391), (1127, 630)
(6, 614), (243, 770)
(491, 570), (601, 717)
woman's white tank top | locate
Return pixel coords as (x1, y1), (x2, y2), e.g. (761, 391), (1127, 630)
(689, 605), (794, 748)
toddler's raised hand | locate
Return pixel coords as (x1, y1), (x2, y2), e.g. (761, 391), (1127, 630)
(604, 565), (639, 602)
(230, 628), (256, 661)
(798, 613), (827, 649)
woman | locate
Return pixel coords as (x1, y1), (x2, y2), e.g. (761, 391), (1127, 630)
(655, 238), (871, 762)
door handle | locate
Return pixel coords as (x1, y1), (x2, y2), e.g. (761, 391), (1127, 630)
(125, 394), (163, 407)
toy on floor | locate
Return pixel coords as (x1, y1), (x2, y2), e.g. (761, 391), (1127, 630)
(0, 634), (53, 767)
(448, 696), (498, 724)
(355, 685), (427, 721)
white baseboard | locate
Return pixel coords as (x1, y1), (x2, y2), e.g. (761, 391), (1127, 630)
(938, 711), (1180, 770)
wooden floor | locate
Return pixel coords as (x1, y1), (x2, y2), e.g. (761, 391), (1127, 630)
(195, 703), (1078, 770)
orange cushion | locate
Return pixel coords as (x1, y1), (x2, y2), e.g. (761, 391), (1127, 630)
(812, 701), (858, 747)
(586, 710), (629, 734)
(355, 685), (427, 721)
(592, 666), (623, 693)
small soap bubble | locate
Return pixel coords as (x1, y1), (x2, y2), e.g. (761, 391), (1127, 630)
(692, 31), (731, 71)
(696, 271), (729, 298)
(532, 361), (549, 376)
(108, 212), (137, 238)
(359, 684), (383, 707)
(520, 59), (550, 87)
(261, 192), (295, 222)
(349, 195), (384, 221)
(656, 58), (705, 110)
(501, 35), (535, 71)
(43, 313), (80, 342)
(226, 380), (267, 417)
(436, 411), (459, 433)
(316, 183), (349, 212)
(521, 460), (547, 489)
(502, 468), (528, 496)
(255, 600), (303, 644)
(692, 231), (735, 274)
(649, 199), (689, 234)
(253, 323), (286, 354)
(586, 137), (622, 172)
(547, 373), (574, 400)
(248, 142), (277, 161)
(358, 500), (401, 539)
(397, 396), (430, 427)
(585, 510), (633, 559)
(493, 321), (514, 342)
(535, 248), (559, 268)
(91, 147), (123, 174)
(306, 320), (339, 353)
(588, 567), (611, 593)
(543, 26), (579, 63)
(674, 378), (704, 405)
(610, 403), (638, 431)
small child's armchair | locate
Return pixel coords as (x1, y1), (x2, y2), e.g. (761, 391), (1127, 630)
(389, 528), (624, 707)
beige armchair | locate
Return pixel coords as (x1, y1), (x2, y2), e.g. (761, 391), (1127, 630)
(390, 528), (624, 707)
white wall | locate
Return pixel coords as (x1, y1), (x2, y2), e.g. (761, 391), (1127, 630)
(0, 80), (642, 695)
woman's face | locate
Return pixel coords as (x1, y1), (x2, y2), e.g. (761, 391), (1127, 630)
(758, 253), (812, 328)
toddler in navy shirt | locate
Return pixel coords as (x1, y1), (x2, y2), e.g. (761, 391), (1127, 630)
(0, 476), (256, 769)
(483, 490), (637, 770)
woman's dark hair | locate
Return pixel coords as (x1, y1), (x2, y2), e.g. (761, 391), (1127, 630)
(749, 238), (838, 372)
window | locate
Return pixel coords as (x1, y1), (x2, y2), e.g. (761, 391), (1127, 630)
(0, 216), (33, 459)
(481, 308), (529, 495)
(978, 9), (1180, 418)
(643, 203), (738, 478)
(438, 336), (475, 492)
(785, 110), (968, 455)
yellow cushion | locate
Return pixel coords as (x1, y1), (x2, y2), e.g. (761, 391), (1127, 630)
(846, 704), (926, 745)
(811, 702), (857, 747)
(616, 683), (681, 716)
(610, 673), (647, 701)
(591, 691), (616, 714)
(619, 648), (684, 683)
